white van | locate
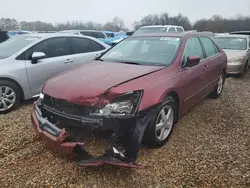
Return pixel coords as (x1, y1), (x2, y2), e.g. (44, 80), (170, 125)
(133, 25), (185, 35)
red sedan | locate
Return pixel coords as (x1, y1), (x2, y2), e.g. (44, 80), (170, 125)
(31, 32), (227, 168)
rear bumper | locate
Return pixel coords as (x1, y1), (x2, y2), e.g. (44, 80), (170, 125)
(227, 62), (245, 74)
(31, 100), (151, 168)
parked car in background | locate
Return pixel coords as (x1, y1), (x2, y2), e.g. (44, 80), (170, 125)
(31, 32), (227, 168)
(0, 33), (110, 113)
(7, 30), (31, 37)
(213, 34), (250, 76)
(103, 31), (128, 45)
(0, 30), (9, 43)
(104, 31), (116, 38)
(230, 31), (250, 37)
(126, 31), (134, 36)
(202, 31), (214, 37)
(133, 25), (185, 35)
(35, 31), (57, 33)
(230, 31), (250, 44)
(58, 30), (110, 44)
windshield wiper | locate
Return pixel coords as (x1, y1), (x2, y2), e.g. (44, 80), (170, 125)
(119, 61), (141, 65)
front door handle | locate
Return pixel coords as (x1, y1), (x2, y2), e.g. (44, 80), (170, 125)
(64, 59), (74, 64)
(204, 65), (209, 71)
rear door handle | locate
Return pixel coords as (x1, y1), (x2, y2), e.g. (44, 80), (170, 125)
(218, 57), (223, 62)
(64, 59), (74, 64)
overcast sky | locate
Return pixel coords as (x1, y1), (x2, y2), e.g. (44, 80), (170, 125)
(1, 0), (249, 29)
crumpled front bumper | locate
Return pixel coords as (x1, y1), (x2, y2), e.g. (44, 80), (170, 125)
(31, 100), (151, 169)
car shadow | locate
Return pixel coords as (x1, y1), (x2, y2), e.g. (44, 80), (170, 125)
(16, 97), (38, 110)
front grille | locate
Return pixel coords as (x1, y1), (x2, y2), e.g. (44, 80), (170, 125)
(43, 94), (93, 116)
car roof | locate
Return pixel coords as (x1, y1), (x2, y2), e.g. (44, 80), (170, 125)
(16, 33), (109, 45)
(20, 33), (83, 38)
(131, 31), (204, 38)
(59, 30), (103, 32)
(58, 30), (80, 33)
(140, 25), (184, 28)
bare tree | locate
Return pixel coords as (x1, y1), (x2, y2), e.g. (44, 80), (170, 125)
(132, 13), (192, 30)
(0, 18), (19, 30)
(193, 14), (250, 32)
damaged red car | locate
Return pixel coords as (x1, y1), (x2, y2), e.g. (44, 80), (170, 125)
(31, 32), (227, 168)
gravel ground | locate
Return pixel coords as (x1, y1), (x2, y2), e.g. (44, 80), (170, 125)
(0, 72), (250, 188)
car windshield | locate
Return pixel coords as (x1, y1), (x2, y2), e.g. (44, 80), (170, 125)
(0, 35), (41, 59)
(134, 27), (167, 35)
(100, 36), (181, 66)
(213, 37), (247, 50)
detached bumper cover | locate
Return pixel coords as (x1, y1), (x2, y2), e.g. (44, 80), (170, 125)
(31, 101), (151, 169)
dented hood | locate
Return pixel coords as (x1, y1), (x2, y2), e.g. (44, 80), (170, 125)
(43, 61), (164, 105)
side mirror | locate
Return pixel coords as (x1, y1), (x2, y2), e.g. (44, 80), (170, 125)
(186, 56), (200, 67)
(31, 52), (46, 64)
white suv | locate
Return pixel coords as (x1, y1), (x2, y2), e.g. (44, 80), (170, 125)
(133, 25), (185, 35)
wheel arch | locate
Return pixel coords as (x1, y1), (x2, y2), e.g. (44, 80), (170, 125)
(0, 77), (25, 100)
(163, 90), (180, 121)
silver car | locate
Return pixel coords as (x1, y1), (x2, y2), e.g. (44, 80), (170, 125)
(0, 33), (110, 113)
(213, 34), (250, 75)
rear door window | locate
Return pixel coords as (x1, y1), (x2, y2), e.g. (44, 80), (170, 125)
(199, 37), (218, 58)
(71, 37), (92, 54)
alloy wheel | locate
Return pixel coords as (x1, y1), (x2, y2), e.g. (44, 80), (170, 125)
(155, 105), (174, 141)
(217, 74), (224, 95)
(0, 86), (16, 112)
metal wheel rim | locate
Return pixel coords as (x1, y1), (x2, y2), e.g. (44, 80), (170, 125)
(0, 86), (16, 112)
(155, 105), (174, 141)
(217, 74), (224, 94)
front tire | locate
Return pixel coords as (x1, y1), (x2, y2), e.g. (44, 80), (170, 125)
(0, 80), (20, 114)
(240, 61), (249, 77)
(144, 96), (177, 148)
(209, 72), (225, 99)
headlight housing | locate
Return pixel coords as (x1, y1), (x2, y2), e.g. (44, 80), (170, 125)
(228, 56), (244, 63)
(92, 90), (143, 116)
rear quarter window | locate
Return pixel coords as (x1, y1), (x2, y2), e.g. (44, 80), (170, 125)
(91, 40), (105, 51)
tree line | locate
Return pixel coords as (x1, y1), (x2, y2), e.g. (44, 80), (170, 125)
(1, 13), (250, 32)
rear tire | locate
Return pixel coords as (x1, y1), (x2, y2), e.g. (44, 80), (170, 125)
(0, 80), (20, 114)
(143, 96), (177, 148)
(209, 72), (225, 99)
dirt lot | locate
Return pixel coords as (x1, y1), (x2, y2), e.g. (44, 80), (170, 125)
(0, 72), (250, 188)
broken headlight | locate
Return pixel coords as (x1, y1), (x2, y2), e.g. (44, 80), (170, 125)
(92, 90), (143, 116)
(39, 92), (44, 100)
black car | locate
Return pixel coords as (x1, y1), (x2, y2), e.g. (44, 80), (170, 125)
(0, 31), (9, 43)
